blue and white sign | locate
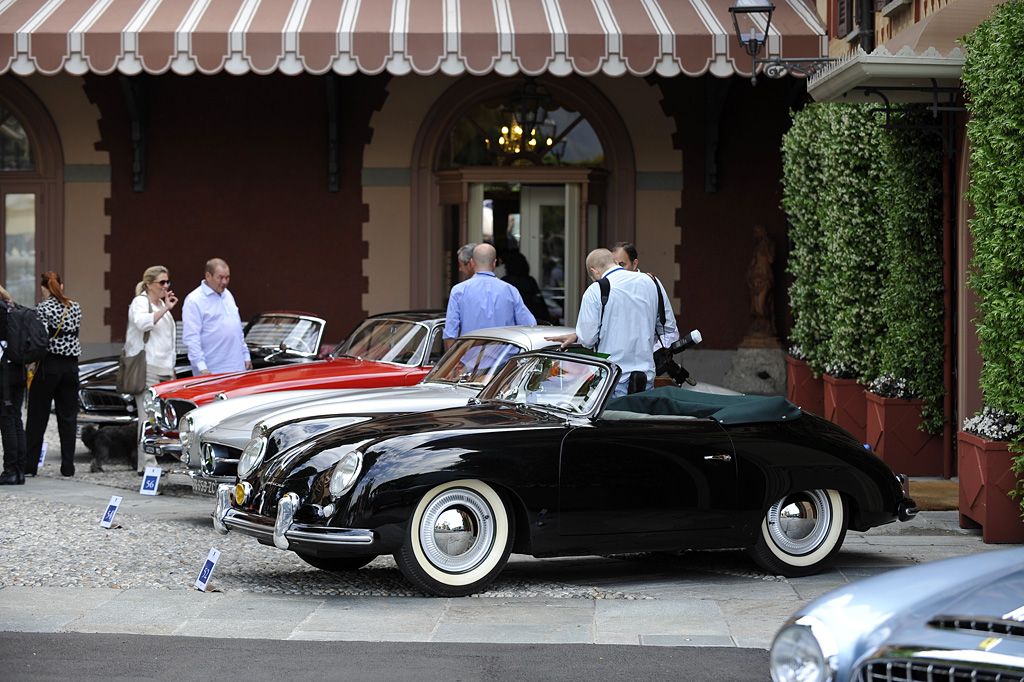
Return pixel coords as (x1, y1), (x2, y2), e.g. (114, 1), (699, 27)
(194, 548), (221, 591)
(37, 442), (47, 470)
(100, 495), (123, 528)
(139, 466), (161, 496)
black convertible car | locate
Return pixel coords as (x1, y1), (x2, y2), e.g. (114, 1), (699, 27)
(214, 349), (918, 597)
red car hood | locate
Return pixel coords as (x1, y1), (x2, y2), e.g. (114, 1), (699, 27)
(153, 358), (429, 405)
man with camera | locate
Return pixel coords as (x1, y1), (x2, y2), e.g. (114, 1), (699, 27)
(546, 248), (665, 398)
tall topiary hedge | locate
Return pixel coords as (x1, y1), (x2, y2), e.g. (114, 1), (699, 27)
(782, 105), (830, 374)
(783, 103), (886, 382)
(962, 0), (1024, 501)
(782, 103), (946, 433)
(875, 107), (946, 433)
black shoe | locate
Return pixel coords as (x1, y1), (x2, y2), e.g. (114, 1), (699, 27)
(0, 471), (20, 485)
(16, 473), (24, 484)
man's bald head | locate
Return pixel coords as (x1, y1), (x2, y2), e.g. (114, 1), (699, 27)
(472, 243), (498, 272)
(586, 248), (616, 281)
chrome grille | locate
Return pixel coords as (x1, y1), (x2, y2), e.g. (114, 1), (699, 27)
(79, 390), (131, 412)
(857, 660), (1024, 682)
(930, 616), (1024, 640)
(155, 398), (196, 430)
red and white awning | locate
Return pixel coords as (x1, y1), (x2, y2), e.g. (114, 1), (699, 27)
(0, 0), (826, 78)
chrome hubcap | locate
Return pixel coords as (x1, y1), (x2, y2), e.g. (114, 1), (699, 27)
(419, 488), (495, 573)
(767, 490), (831, 555)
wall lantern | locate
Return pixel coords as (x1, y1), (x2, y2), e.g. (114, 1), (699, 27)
(728, 0), (835, 85)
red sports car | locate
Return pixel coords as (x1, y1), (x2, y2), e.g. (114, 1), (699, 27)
(141, 311), (445, 461)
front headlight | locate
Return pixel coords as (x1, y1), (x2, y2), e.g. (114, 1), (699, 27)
(769, 618), (837, 682)
(180, 415), (194, 448)
(328, 450), (363, 498)
(237, 437), (268, 479)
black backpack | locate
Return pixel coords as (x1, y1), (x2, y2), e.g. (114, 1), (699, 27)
(6, 304), (50, 365)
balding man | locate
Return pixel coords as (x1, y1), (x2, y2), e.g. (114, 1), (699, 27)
(547, 248), (661, 398)
(182, 258), (252, 376)
(443, 243), (536, 349)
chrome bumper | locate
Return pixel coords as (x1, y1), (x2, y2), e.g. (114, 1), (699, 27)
(213, 485), (375, 551)
(140, 433), (182, 458)
(78, 413), (137, 425)
(895, 473), (919, 522)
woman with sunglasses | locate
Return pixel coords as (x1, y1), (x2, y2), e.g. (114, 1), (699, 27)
(126, 265), (178, 474)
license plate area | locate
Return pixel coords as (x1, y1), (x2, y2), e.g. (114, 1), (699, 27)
(191, 475), (220, 496)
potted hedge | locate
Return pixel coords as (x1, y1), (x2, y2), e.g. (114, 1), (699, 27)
(781, 106), (827, 417)
(958, 0), (1024, 543)
(864, 106), (946, 476)
(783, 103), (886, 441)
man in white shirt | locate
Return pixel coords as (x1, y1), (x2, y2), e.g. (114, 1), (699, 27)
(547, 248), (662, 398)
(182, 258), (252, 376)
(610, 241), (680, 352)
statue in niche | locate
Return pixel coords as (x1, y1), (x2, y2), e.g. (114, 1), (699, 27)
(746, 224), (776, 337)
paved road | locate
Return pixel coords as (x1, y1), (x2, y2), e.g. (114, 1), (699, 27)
(2, 633), (770, 682)
(1, 475), (1009, 653)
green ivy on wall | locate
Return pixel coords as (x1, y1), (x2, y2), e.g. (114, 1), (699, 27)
(962, 0), (1024, 498)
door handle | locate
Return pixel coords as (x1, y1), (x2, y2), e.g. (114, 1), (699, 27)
(703, 453), (732, 462)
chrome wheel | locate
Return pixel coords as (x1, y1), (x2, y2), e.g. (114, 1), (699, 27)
(750, 489), (847, 577)
(395, 479), (513, 597)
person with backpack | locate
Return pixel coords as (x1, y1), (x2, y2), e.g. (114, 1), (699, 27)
(0, 285), (29, 485)
(545, 248), (662, 398)
(25, 272), (83, 478)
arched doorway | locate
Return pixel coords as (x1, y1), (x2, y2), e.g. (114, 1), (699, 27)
(0, 78), (63, 305)
(410, 75), (635, 325)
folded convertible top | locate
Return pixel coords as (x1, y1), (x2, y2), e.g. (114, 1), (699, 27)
(605, 387), (802, 425)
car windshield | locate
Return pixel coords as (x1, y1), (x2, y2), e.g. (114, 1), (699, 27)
(480, 354), (610, 414)
(423, 339), (521, 386)
(333, 319), (426, 365)
(245, 315), (322, 354)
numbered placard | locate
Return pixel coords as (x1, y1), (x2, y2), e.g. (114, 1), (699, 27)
(100, 495), (123, 528)
(139, 467), (161, 496)
(194, 548), (221, 591)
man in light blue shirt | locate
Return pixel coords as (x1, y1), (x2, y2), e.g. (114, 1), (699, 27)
(547, 248), (662, 398)
(443, 243), (536, 349)
(182, 258), (252, 376)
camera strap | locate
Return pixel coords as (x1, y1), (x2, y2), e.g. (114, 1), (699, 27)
(596, 277), (610, 353)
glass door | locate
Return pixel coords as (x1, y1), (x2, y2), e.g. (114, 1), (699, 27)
(1, 189), (37, 305)
(468, 183), (580, 326)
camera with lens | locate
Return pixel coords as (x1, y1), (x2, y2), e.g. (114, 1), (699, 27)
(655, 329), (702, 386)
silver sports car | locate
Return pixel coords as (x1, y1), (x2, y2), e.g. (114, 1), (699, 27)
(769, 545), (1024, 682)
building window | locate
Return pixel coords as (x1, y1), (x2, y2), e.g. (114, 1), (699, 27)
(441, 96), (605, 169)
(0, 105), (33, 171)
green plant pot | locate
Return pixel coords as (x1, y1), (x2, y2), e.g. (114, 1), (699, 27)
(785, 356), (824, 417)
(865, 392), (944, 477)
(957, 430), (1024, 544)
(823, 374), (866, 442)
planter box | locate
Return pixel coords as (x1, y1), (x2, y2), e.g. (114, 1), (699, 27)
(786, 356), (824, 417)
(958, 430), (1024, 543)
(865, 392), (943, 476)
(823, 374), (867, 442)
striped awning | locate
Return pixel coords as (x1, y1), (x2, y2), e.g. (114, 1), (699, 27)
(0, 0), (827, 78)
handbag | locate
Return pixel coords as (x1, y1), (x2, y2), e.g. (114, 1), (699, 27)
(116, 297), (151, 395)
(28, 304), (68, 391)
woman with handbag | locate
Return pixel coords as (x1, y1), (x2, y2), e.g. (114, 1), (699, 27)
(125, 266), (177, 474)
(25, 272), (82, 478)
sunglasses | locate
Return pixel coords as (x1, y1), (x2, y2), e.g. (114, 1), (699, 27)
(155, 279), (170, 286)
